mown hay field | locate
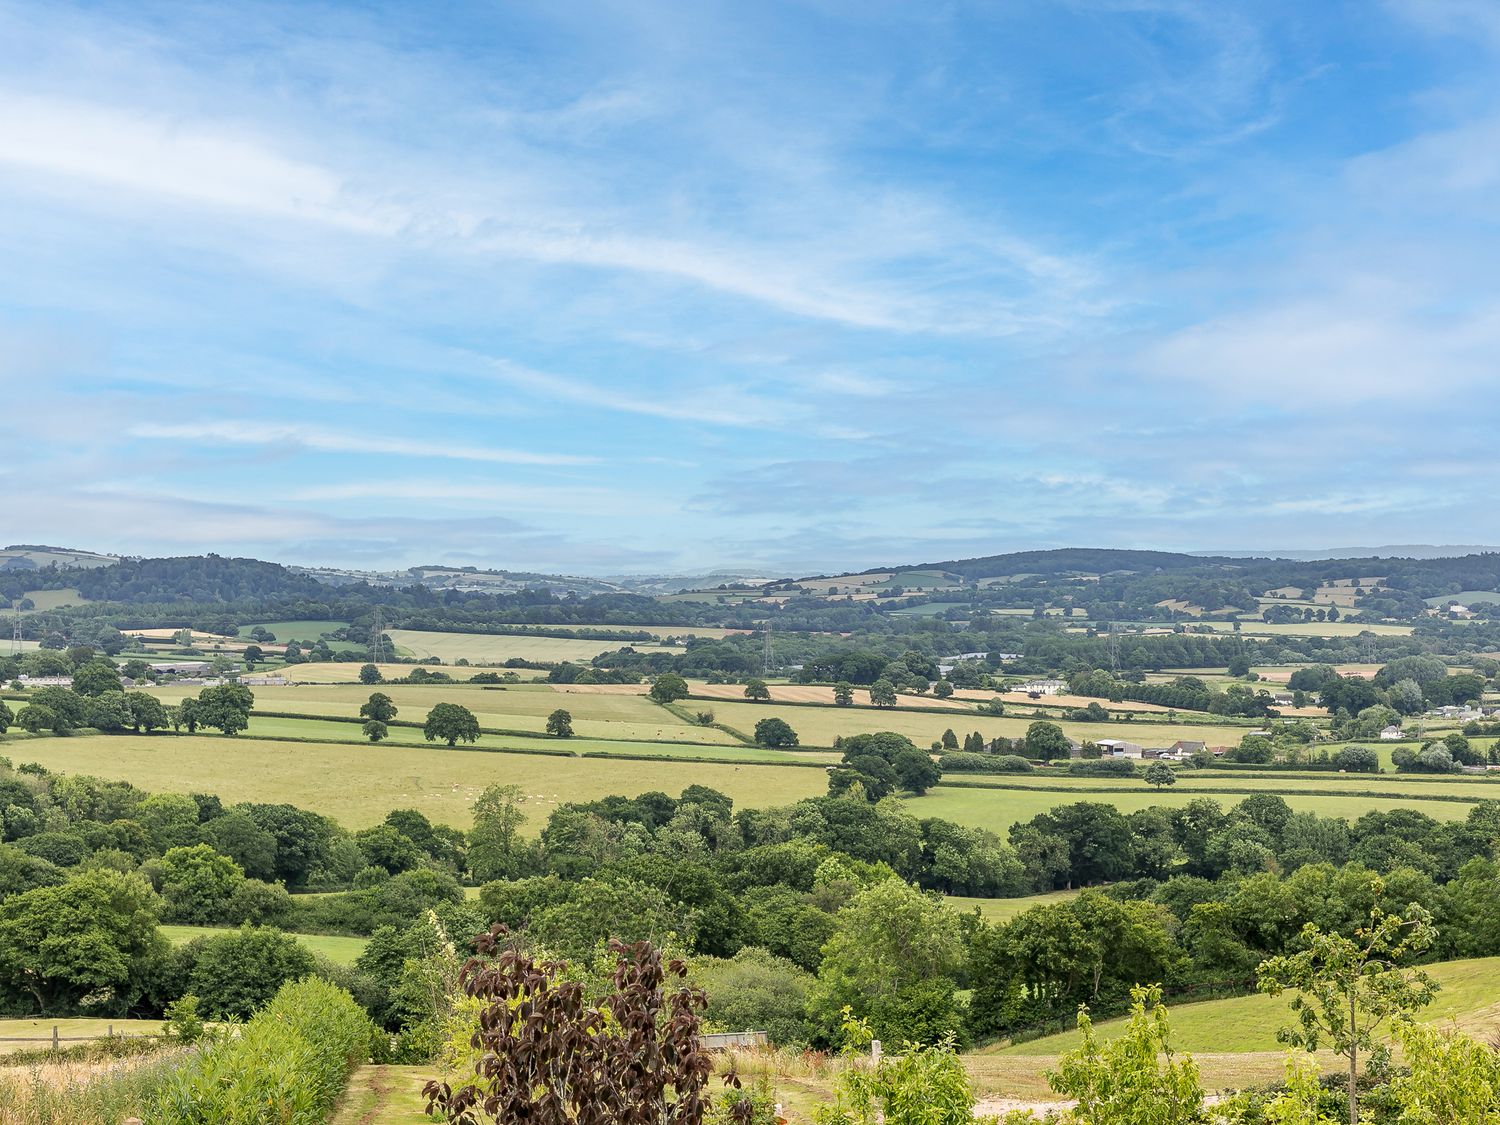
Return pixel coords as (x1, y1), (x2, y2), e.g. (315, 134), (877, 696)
(271, 662), (548, 684)
(0, 1019), (163, 1056)
(145, 681), (743, 745)
(701, 699), (1257, 750)
(952, 689), (1180, 714)
(1, 734), (828, 830)
(1205, 621), (1414, 637)
(510, 623), (747, 640)
(384, 629), (682, 664)
(683, 682), (972, 709)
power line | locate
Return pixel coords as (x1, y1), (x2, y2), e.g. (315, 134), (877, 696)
(370, 606), (385, 664)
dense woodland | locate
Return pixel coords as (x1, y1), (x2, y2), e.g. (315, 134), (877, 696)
(4, 739), (1500, 1053)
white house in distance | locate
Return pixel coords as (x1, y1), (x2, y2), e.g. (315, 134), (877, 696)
(1017, 678), (1066, 696)
(1379, 725), (1404, 740)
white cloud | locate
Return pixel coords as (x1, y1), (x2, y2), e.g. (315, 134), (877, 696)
(286, 478), (643, 515)
(478, 358), (785, 427)
(0, 75), (1100, 337)
(129, 421), (598, 466)
(0, 92), (399, 232)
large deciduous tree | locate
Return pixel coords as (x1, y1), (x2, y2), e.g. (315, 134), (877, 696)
(0, 869), (167, 1014)
(360, 691), (398, 723)
(806, 878), (965, 1045)
(649, 673), (690, 704)
(424, 702), (480, 746)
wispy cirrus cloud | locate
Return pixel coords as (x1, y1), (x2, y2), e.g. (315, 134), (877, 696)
(129, 421), (597, 466)
(4, 0), (1500, 573)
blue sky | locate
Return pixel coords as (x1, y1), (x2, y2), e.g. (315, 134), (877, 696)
(4, 1), (1499, 575)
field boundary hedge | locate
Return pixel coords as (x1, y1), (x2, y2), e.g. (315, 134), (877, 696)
(153, 976), (371, 1122)
(580, 750), (832, 769)
(933, 778), (1491, 806)
(249, 709), (732, 750)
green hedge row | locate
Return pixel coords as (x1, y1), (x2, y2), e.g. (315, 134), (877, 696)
(153, 976), (372, 1123)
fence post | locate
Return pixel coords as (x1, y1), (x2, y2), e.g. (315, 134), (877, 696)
(870, 1039), (882, 1063)
(51, 1025), (59, 1050)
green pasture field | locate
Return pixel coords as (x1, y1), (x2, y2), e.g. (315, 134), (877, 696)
(160, 924), (369, 965)
(997, 955), (1500, 1055)
(385, 628), (682, 664)
(942, 770), (1500, 801)
(1424, 591), (1500, 606)
(19, 588), (82, 612)
(239, 620), (349, 642)
(865, 570), (960, 590)
(3, 733), (828, 830)
(905, 784), (1482, 836)
(702, 699), (1257, 751)
(889, 602), (969, 616)
(946, 889), (1084, 923)
(145, 681), (745, 745)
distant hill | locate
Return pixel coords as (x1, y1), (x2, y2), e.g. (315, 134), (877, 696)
(1196, 545), (1500, 561)
(879, 547), (1260, 583)
(72, 555), (332, 604)
(0, 544), (119, 570)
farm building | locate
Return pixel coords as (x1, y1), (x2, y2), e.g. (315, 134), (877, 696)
(149, 660), (215, 675)
(1017, 678), (1066, 695)
(1097, 738), (1144, 758)
(1379, 725), (1404, 740)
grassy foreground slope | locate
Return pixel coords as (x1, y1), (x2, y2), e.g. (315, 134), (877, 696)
(995, 955), (1500, 1056)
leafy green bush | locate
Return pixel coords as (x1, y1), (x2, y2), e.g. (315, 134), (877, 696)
(1068, 757), (1136, 777)
(698, 946), (816, 1046)
(153, 976), (372, 1123)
